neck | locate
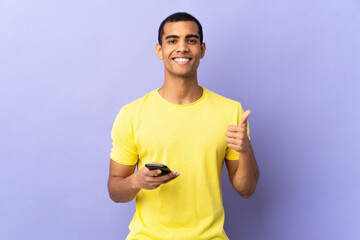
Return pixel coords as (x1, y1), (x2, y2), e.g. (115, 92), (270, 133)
(158, 73), (203, 105)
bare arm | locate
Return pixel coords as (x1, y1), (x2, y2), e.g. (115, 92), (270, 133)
(107, 159), (180, 203)
(225, 110), (259, 199)
(225, 144), (259, 198)
(107, 159), (139, 203)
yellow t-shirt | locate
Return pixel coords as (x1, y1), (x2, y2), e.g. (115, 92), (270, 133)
(110, 86), (250, 240)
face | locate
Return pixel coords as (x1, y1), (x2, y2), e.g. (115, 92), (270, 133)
(155, 21), (206, 78)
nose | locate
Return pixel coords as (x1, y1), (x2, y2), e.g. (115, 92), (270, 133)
(176, 40), (190, 53)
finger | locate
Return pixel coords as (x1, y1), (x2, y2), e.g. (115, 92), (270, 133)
(227, 143), (235, 149)
(239, 110), (251, 127)
(162, 171), (180, 183)
(227, 143), (238, 151)
(228, 125), (240, 131)
(145, 169), (162, 177)
(155, 171), (179, 182)
(148, 174), (175, 184)
(226, 137), (240, 145)
(150, 183), (161, 189)
(227, 125), (247, 133)
(162, 175), (179, 184)
(225, 131), (237, 138)
(226, 130), (246, 138)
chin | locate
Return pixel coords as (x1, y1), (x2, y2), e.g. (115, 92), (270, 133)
(172, 70), (196, 78)
(175, 73), (194, 78)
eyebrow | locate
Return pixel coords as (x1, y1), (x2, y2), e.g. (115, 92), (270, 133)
(165, 34), (199, 40)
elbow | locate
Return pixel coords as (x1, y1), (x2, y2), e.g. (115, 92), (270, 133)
(107, 178), (133, 203)
(240, 193), (252, 199)
(240, 174), (260, 199)
(108, 184), (134, 203)
(239, 190), (256, 199)
(109, 194), (121, 203)
(111, 198), (127, 203)
(236, 187), (257, 199)
(109, 193), (133, 203)
(108, 192), (121, 203)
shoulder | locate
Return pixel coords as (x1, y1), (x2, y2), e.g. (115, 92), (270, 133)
(204, 87), (242, 108)
(118, 89), (156, 117)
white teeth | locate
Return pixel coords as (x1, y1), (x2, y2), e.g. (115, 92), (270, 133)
(174, 58), (190, 62)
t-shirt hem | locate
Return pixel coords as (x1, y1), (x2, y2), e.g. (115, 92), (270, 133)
(110, 156), (137, 166)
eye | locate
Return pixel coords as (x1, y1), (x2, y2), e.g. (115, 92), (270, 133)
(188, 39), (197, 44)
(168, 39), (177, 44)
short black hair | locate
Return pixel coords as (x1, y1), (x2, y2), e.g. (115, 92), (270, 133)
(158, 12), (203, 46)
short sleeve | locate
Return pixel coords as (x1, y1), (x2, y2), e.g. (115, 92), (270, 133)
(225, 103), (251, 160)
(110, 107), (138, 165)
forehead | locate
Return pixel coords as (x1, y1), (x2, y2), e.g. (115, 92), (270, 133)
(163, 21), (199, 37)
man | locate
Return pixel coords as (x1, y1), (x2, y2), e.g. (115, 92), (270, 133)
(108, 12), (259, 240)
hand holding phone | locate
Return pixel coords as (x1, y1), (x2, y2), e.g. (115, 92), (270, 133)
(145, 163), (172, 177)
(134, 163), (179, 190)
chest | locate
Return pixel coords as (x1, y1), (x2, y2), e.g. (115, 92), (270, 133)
(133, 106), (235, 164)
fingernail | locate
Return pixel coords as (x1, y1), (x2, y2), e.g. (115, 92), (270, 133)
(157, 170), (161, 174)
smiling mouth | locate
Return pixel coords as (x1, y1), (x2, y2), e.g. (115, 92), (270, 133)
(172, 57), (192, 64)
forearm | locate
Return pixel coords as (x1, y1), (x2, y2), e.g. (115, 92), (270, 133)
(108, 173), (141, 203)
(233, 145), (259, 198)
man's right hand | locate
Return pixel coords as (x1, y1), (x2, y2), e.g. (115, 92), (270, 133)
(134, 163), (180, 190)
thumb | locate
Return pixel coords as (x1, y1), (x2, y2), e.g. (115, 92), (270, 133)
(239, 110), (251, 127)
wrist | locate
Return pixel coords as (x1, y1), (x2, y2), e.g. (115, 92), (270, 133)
(130, 172), (142, 190)
(238, 142), (252, 154)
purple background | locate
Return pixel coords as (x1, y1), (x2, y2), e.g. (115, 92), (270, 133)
(1, 0), (359, 239)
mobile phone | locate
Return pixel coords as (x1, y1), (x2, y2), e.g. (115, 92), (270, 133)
(145, 163), (172, 177)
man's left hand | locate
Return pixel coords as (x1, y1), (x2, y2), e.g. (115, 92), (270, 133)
(226, 110), (251, 153)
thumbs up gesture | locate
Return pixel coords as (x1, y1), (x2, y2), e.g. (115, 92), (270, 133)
(226, 110), (251, 153)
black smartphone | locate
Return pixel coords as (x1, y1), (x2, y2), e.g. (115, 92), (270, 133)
(145, 163), (172, 177)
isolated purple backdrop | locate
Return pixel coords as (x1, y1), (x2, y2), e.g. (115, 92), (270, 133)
(1, 0), (359, 239)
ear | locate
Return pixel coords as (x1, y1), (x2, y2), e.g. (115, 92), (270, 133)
(155, 43), (163, 60)
(200, 42), (206, 59)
